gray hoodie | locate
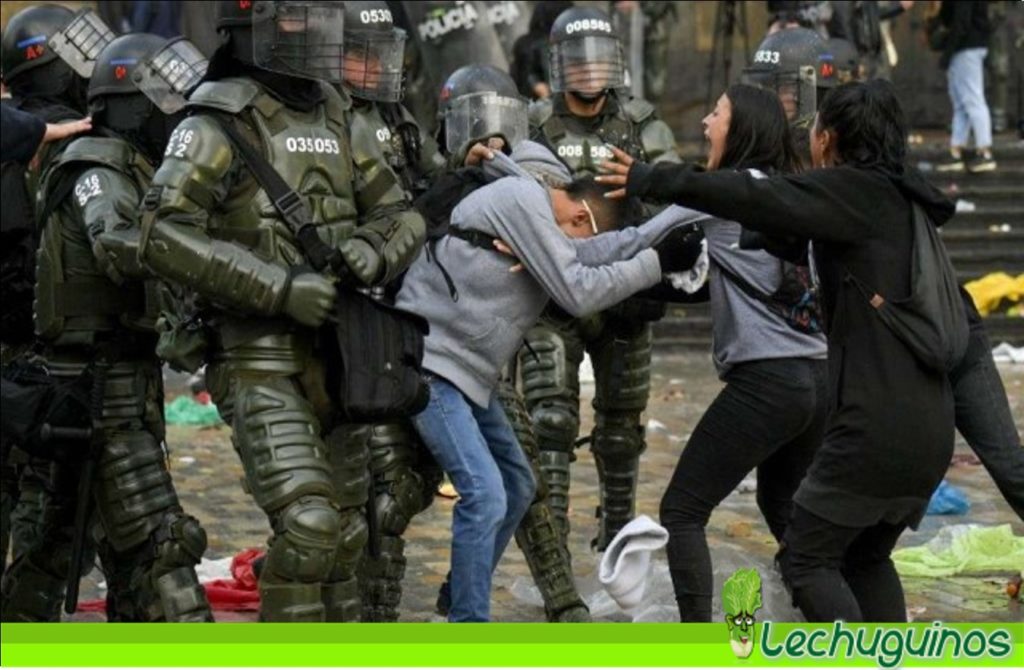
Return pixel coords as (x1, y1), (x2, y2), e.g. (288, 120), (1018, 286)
(396, 141), (698, 407)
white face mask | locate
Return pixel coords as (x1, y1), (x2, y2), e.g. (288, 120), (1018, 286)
(581, 198), (598, 235)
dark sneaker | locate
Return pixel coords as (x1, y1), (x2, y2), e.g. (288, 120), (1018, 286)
(966, 155), (997, 173)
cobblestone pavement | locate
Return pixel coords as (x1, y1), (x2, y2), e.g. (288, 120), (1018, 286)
(67, 351), (1022, 623)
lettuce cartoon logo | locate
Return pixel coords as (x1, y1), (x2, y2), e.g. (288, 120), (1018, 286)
(723, 568), (762, 659)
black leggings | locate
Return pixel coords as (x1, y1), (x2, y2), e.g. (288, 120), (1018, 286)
(659, 357), (828, 622)
(780, 504), (907, 622)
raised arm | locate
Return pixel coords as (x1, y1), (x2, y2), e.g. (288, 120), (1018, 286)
(624, 162), (874, 244)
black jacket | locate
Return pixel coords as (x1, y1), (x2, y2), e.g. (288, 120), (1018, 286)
(940, 1), (991, 66)
(627, 162), (957, 528)
(1, 103), (46, 165)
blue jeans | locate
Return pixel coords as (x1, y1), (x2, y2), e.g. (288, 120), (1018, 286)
(411, 374), (536, 622)
(947, 48), (992, 149)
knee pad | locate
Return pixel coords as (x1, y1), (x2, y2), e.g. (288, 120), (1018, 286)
(531, 402), (580, 454)
(152, 511), (208, 570)
(265, 496), (341, 582)
(591, 420), (646, 460)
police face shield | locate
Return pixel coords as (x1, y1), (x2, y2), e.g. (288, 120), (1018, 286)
(741, 66), (817, 124)
(48, 8), (115, 78)
(252, 1), (345, 83)
(342, 29), (405, 102)
(550, 35), (625, 96)
(445, 92), (528, 156)
(134, 38), (209, 114)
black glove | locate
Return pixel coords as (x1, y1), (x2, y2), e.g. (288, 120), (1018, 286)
(653, 224), (705, 273)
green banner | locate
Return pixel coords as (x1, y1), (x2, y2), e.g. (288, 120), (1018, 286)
(2, 622), (1022, 667)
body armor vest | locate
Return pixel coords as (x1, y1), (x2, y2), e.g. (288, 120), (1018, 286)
(350, 101), (439, 198)
(34, 136), (155, 346)
(188, 78), (360, 268)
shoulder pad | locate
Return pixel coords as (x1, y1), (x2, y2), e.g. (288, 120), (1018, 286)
(623, 97), (656, 124)
(528, 98), (554, 127)
(186, 77), (261, 113)
(55, 136), (134, 173)
(322, 82), (352, 116)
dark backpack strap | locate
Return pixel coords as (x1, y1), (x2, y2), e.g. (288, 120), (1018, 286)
(712, 256), (774, 306)
(208, 114), (344, 274)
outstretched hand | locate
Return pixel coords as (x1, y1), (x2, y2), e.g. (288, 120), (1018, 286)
(596, 146), (634, 200)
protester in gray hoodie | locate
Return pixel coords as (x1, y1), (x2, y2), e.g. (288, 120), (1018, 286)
(395, 139), (701, 621)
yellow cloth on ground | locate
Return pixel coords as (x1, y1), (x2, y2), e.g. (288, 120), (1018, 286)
(964, 273), (1024, 316)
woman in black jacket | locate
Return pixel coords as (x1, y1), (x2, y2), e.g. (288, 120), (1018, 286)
(599, 79), (956, 622)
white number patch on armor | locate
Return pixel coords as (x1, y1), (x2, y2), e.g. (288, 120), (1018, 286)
(376, 127), (393, 143)
(74, 174), (103, 206)
(284, 137), (342, 154)
(164, 127), (195, 158)
(565, 18), (612, 35)
(754, 50), (781, 65)
(360, 8), (393, 24)
(557, 144), (613, 160)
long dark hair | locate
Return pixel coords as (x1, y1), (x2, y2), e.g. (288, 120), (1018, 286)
(816, 79), (907, 174)
(718, 83), (800, 174)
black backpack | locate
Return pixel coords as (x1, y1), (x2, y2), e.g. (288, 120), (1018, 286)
(846, 202), (969, 372)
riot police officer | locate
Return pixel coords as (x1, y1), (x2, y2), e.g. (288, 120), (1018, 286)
(138, 0), (426, 622)
(1, 5), (113, 572)
(339, 0), (445, 623)
(520, 6), (681, 551)
(1, 32), (213, 623)
(741, 27), (837, 162)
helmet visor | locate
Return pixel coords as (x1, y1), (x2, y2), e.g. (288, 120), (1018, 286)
(48, 8), (115, 78)
(135, 37), (209, 114)
(549, 35), (624, 95)
(342, 28), (405, 102)
(252, 1), (345, 83)
(445, 92), (527, 156)
(741, 66), (817, 123)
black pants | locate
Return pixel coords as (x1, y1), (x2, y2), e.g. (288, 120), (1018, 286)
(659, 357), (828, 622)
(950, 319), (1024, 521)
(780, 504), (906, 622)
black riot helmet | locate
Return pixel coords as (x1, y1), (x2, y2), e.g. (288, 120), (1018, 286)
(826, 37), (863, 84)
(342, 1), (406, 102)
(548, 6), (625, 101)
(438, 64), (528, 159)
(215, 0), (345, 84)
(1, 5), (102, 106)
(88, 34), (209, 160)
(741, 27), (836, 124)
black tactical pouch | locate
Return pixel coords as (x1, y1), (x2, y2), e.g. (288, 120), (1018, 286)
(0, 360), (94, 461)
(328, 290), (430, 423)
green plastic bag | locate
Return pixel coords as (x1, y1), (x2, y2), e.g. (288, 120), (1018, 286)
(164, 394), (222, 426)
(893, 524), (1024, 578)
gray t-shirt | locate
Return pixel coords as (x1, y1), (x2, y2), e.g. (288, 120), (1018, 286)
(702, 213), (828, 376)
